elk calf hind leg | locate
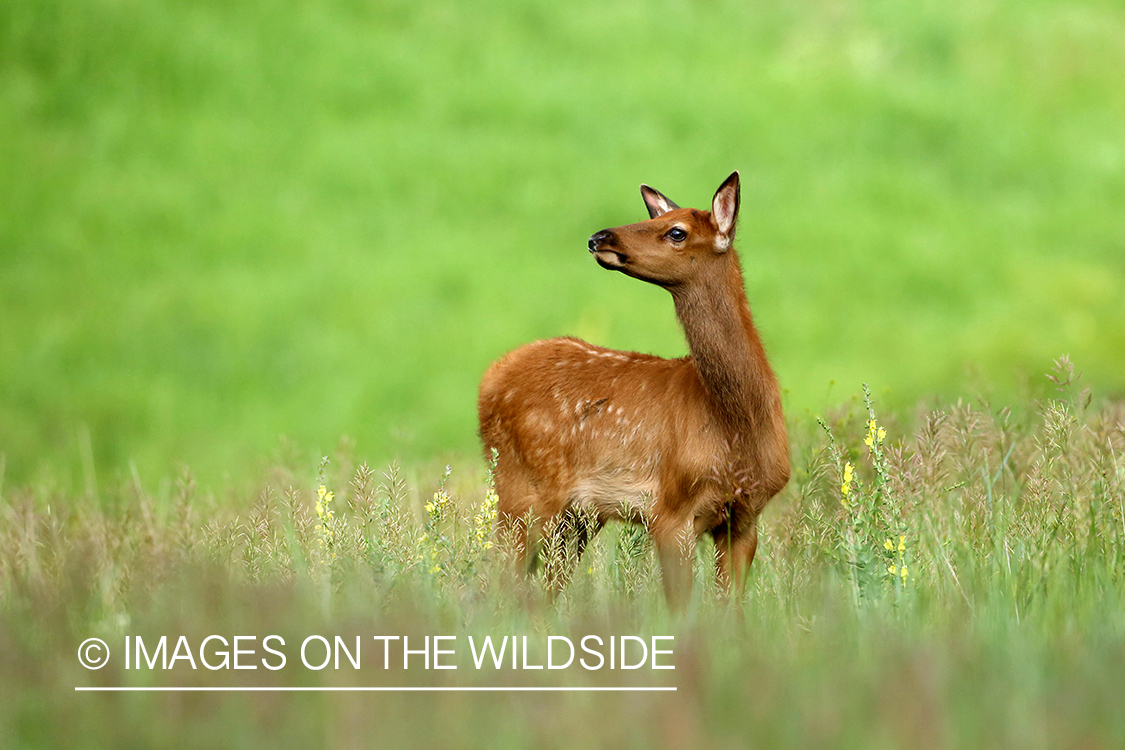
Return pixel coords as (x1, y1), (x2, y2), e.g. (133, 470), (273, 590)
(492, 465), (543, 574)
(541, 506), (602, 594)
(653, 521), (695, 612)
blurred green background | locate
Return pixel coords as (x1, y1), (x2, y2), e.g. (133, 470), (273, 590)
(2, 0), (1123, 487)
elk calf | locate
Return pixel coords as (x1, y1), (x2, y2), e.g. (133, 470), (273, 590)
(478, 172), (789, 607)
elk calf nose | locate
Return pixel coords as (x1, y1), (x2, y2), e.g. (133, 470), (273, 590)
(588, 230), (615, 252)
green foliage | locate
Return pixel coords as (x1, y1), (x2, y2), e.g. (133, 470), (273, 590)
(2, 0), (1125, 486)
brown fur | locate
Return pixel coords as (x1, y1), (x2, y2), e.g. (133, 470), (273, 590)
(478, 172), (789, 608)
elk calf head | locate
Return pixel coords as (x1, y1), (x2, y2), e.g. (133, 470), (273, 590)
(587, 171), (741, 288)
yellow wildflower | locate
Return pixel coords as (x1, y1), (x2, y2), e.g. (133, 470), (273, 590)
(840, 462), (854, 505)
(864, 419), (886, 449)
(884, 539), (893, 551)
(313, 482), (337, 558)
(898, 535), (905, 553)
(473, 484), (499, 551)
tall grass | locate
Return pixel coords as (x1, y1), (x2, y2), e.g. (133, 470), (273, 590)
(3, 371), (1123, 747)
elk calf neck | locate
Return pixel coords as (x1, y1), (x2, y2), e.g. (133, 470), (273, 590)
(478, 171), (789, 607)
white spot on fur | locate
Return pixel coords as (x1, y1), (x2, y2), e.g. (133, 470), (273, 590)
(562, 339), (600, 356)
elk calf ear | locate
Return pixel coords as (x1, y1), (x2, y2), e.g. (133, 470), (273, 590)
(711, 171), (740, 251)
(640, 185), (680, 219)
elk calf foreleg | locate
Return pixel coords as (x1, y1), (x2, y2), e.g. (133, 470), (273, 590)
(711, 516), (759, 594)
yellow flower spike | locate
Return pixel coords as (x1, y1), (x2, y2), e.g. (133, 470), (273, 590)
(898, 535), (906, 552)
(884, 539), (893, 551)
(317, 485), (326, 500)
(864, 419), (882, 449)
(840, 462), (854, 503)
(900, 566), (909, 581)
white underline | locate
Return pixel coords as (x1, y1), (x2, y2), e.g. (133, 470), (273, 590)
(75, 686), (676, 692)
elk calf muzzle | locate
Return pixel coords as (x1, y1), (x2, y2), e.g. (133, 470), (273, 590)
(588, 230), (615, 252)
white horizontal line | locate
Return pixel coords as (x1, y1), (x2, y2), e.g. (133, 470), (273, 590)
(75, 686), (676, 692)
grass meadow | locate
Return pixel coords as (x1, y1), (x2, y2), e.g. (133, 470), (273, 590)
(2, 0), (1125, 747)
(4, 367), (1125, 748)
(2, 0), (1124, 485)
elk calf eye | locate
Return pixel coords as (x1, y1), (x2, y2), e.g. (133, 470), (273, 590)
(667, 228), (687, 242)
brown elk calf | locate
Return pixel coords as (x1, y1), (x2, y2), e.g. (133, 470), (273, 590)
(478, 172), (789, 608)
